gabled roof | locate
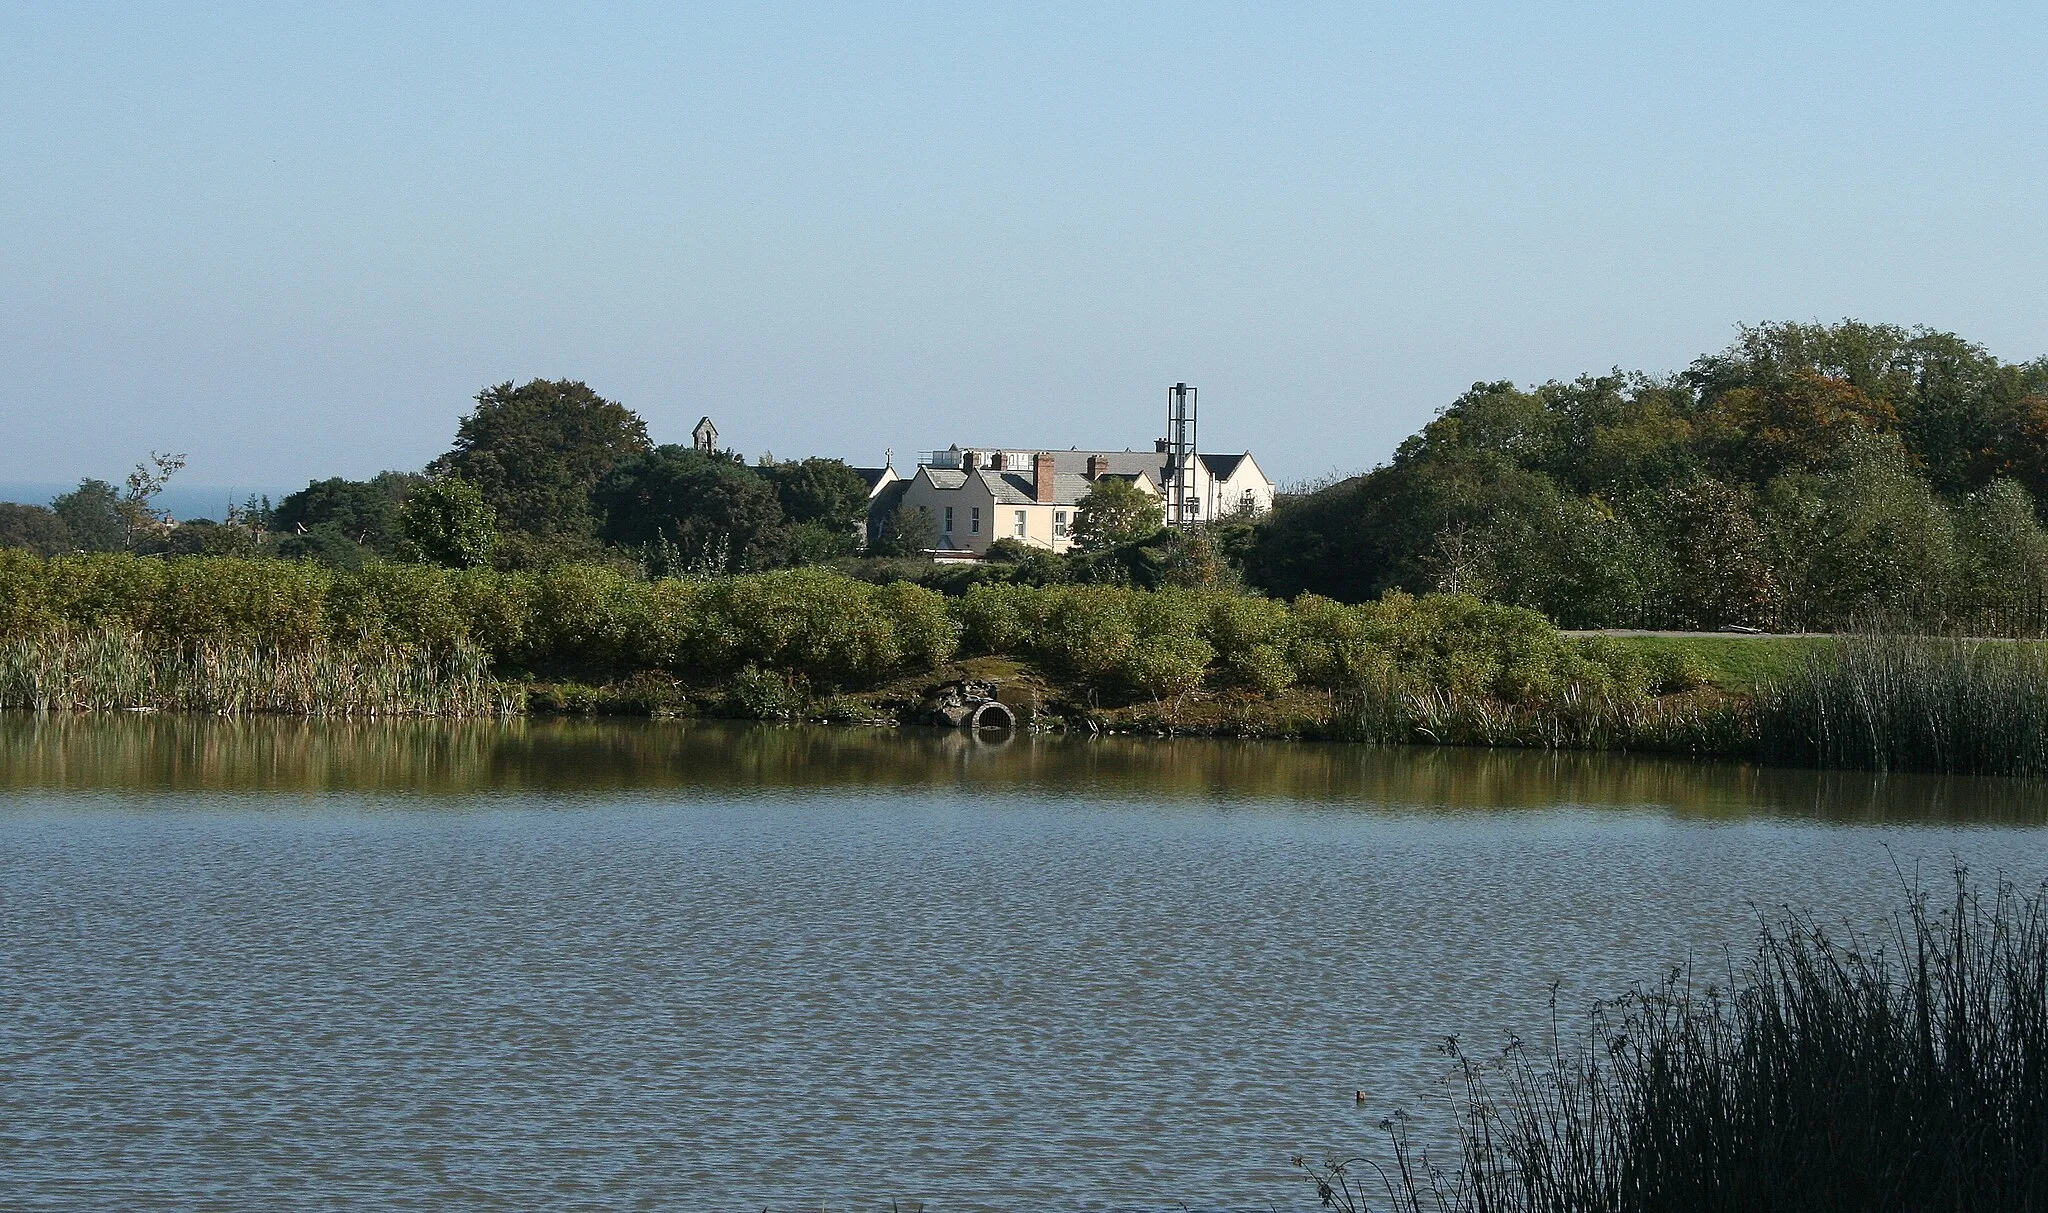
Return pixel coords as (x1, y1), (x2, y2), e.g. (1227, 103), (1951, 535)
(867, 478), (910, 516)
(1198, 452), (1247, 480)
(850, 466), (897, 493)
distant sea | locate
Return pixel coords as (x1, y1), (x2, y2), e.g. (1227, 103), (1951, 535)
(0, 481), (296, 524)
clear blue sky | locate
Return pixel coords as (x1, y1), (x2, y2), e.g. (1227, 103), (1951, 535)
(3, 2), (2043, 493)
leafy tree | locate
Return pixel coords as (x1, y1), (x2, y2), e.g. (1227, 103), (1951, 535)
(1997, 395), (2048, 504)
(0, 504), (71, 556)
(594, 446), (789, 573)
(1242, 321), (2048, 632)
(396, 477), (499, 569)
(1765, 436), (1958, 630)
(1640, 475), (1779, 629)
(273, 474), (419, 555)
(869, 503), (938, 557)
(51, 479), (127, 552)
(1697, 371), (1897, 482)
(1956, 479), (2048, 633)
(787, 521), (856, 564)
(432, 379), (650, 542)
(760, 458), (870, 562)
(763, 458), (871, 531)
(1072, 477), (1164, 550)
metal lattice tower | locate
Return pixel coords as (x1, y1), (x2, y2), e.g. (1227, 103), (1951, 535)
(1165, 382), (1198, 527)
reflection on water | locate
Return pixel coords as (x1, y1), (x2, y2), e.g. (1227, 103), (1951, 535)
(4, 714), (2048, 1210)
(4, 711), (2046, 823)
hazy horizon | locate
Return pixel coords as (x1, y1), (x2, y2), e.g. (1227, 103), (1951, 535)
(5, 4), (2044, 489)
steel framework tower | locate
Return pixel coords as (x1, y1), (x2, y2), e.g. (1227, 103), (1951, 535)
(1164, 382), (1198, 527)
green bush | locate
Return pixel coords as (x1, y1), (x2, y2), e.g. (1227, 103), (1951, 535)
(877, 580), (956, 669)
(328, 562), (462, 651)
(955, 582), (1027, 655)
(1119, 633), (1214, 699)
(723, 664), (805, 720)
(525, 564), (644, 669)
(526, 682), (602, 714)
(1031, 586), (1138, 678)
(1644, 645), (1713, 695)
(1283, 594), (1383, 688)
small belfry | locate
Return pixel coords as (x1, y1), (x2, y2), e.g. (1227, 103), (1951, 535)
(692, 416), (718, 453)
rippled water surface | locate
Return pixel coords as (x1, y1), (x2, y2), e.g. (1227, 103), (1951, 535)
(5, 715), (2048, 1210)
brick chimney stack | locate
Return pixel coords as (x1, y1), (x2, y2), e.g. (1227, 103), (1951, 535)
(1086, 454), (1108, 479)
(1034, 452), (1057, 503)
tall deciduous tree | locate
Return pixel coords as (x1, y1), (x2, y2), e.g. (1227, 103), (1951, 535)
(594, 446), (789, 573)
(433, 380), (650, 543)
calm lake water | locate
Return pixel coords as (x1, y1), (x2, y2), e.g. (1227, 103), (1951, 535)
(5, 715), (2048, 1211)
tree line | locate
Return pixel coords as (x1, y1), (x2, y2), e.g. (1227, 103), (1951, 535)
(0, 378), (1174, 582)
(9, 320), (2048, 636)
(1246, 321), (2048, 633)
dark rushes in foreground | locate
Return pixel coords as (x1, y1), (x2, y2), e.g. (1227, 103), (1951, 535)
(1302, 869), (2048, 1213)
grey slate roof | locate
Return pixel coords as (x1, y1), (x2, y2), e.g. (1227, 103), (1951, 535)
(984, 470), (1105, 507)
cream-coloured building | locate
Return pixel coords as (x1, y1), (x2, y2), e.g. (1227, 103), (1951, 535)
(889, 443), (1275, 558)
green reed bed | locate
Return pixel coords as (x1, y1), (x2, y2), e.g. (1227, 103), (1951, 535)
(1756, 635), (2048, 776)
(1325, 677), (1741, 757)
(1303, 869), (2048, 1213)
(0, 629), (516, 717)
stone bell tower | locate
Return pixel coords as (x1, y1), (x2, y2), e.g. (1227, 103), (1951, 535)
(692, 416), (718, 453)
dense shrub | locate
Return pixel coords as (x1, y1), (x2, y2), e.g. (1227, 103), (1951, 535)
(0, 553), (1717, 732)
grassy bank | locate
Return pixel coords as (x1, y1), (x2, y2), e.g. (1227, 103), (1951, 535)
(1303, 868), (2048, 1213)
(1589, 634), (1832, 695)
(6, 553), (2048, 775)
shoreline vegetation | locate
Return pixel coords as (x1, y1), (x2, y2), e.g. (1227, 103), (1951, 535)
(6, 552), (2048, 776)
(1302, 868), (2048, 1213)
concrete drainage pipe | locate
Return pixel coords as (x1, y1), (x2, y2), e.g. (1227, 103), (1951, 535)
(968, 701), (1015, 731)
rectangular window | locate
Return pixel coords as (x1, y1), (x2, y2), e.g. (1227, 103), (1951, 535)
(943, 506), (954, 538)
(970, 507), (981, 534)
(1053, 510), (1069, 539)
(1013, 510), (1027, 538)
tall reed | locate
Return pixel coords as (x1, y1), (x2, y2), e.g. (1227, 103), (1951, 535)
(1757, 635), (2048, 775)
(1326, 676), (1743, 756)
(1301, 868), (2048, 1213)
(0, 629), (516, 717)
